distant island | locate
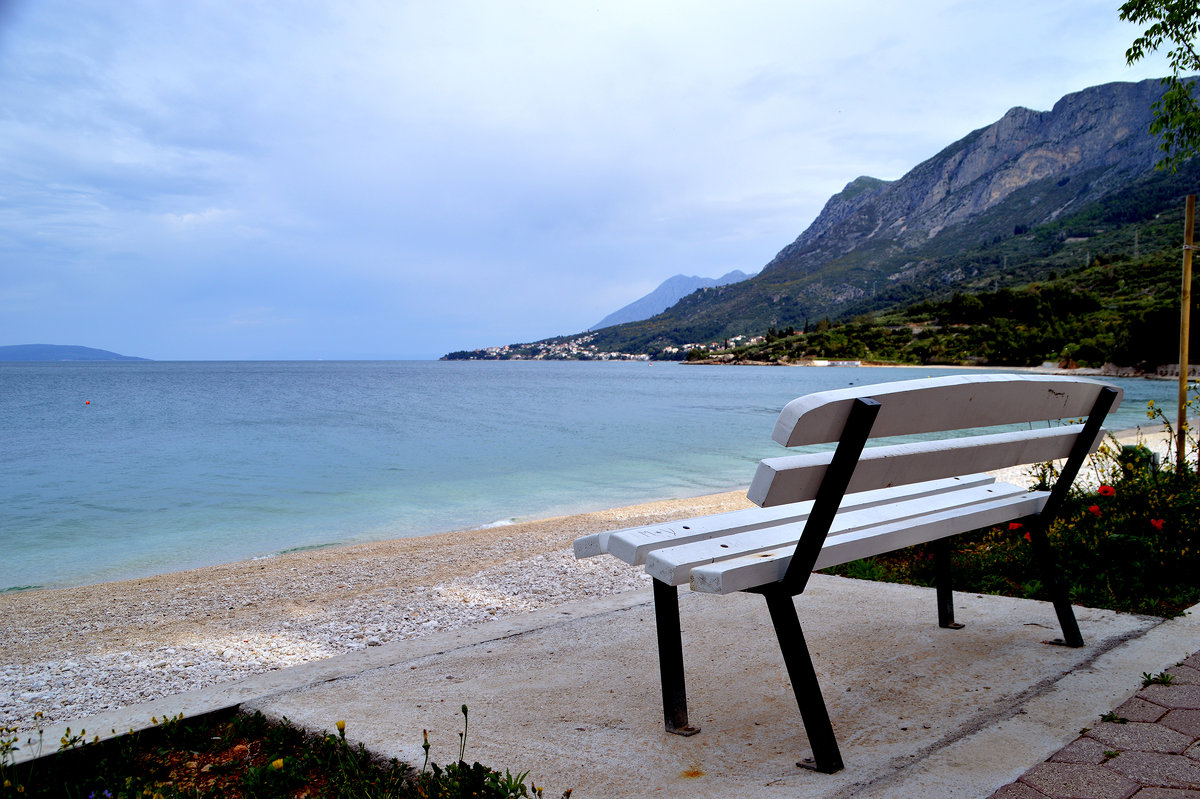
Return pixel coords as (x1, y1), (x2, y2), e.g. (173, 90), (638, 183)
(0, 345), (149, 362)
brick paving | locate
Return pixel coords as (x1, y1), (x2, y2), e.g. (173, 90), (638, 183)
(990, 651), (1200, 799)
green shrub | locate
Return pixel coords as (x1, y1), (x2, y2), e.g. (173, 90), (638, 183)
(1, 705), (568, 798)
(825, 400), (1200, 617)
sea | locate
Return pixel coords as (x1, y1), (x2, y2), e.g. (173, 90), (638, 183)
(0, 360), (1179, 592)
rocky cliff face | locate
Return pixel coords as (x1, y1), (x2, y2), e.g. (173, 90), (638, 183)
(762, 79), (1167, 278)
(496, 78), (1195, 357)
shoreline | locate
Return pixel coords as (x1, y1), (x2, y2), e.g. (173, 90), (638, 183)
(0, 427), (1172, 731)
(0, 490), (756, 729)
(4, 363), (1175, 596)
(685, 359), (1187, 381)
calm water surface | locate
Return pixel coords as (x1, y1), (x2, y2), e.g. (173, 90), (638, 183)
(0, 361), (1176, 590)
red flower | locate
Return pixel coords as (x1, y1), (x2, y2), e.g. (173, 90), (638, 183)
(1098, 485), (1116, 497)
(1023, 532), (1032, 542)
(1150, 518), (1165, 531)
(1088, 504), (1102, 517)
(1008, 522), (1023, 530)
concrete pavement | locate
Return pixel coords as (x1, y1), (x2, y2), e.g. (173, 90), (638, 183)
(244, 575), (1194, 797)
(18, 575), (1199, 797)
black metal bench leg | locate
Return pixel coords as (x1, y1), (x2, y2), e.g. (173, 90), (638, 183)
(1028, 527), (1084, 647)
(652, 579), (699, 735)
(764, 592), (844, 773)
(934, 538), (964, 629)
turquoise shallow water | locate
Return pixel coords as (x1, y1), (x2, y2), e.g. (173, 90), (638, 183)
(0, 361), (1176, 590)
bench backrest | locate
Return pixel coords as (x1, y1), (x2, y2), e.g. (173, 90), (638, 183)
(748, 373), (1121, 595)
(749, 374), (1122, 508)
(770, 373), (1121, 446)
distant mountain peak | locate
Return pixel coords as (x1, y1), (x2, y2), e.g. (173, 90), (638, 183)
(592, 270), (751, 329)
(840, 175), (890, 197)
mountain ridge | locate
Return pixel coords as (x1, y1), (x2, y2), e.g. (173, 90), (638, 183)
(592, 270), (751, 330)
(447, 78), (1190, 360)
(762, 79), (1166, 281)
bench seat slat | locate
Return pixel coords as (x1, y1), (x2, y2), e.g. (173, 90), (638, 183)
(689, 491), (1050, 595)
(643, 481), (1033, 586)
(575, 474), (997, 565)
(749, 425), (1097, 507)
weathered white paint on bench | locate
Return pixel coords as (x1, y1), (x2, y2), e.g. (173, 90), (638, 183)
(573, 474), (996, 564)
(771, 373), (1115, 446)
(748, 424), (1097, 507)
(643, 480), (1038, 587)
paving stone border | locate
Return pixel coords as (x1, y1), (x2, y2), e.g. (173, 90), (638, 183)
(990, 651), (1200, 799)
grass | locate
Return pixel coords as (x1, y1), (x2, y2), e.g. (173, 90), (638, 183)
(1141, 671), (1177, 688)
(1, 705), (568, 798)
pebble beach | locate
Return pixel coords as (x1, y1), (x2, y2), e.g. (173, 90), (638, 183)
(0, 491), (756, 730)
(0, 427), (1170, 733)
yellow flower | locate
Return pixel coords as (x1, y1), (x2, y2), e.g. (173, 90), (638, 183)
(271, 758), (285, 770)
(336, 720), (346, 732)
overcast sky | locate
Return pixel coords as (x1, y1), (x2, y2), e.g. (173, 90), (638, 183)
(0, 0), (1175, 360)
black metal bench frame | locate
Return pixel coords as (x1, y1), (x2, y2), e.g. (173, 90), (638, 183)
(650, 386), (1118, 773)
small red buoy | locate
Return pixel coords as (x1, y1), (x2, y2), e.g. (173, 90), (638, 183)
(84, 400), (90, 405)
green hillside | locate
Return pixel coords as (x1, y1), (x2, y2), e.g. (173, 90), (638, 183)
(690, 199), (1196, 369)
(589, 158), (1200, 358)
(446, 157), (1200, 366)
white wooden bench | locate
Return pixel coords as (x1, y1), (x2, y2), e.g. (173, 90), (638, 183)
(574, 373), (1121, 774)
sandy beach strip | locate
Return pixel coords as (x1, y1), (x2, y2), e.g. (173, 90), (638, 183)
(0, 426), (1170, 731)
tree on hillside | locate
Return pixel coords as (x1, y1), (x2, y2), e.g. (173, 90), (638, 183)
(1121, 0), (1200, 171)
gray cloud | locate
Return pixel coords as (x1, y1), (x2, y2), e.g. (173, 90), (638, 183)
(0, 0), (1172, 359)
